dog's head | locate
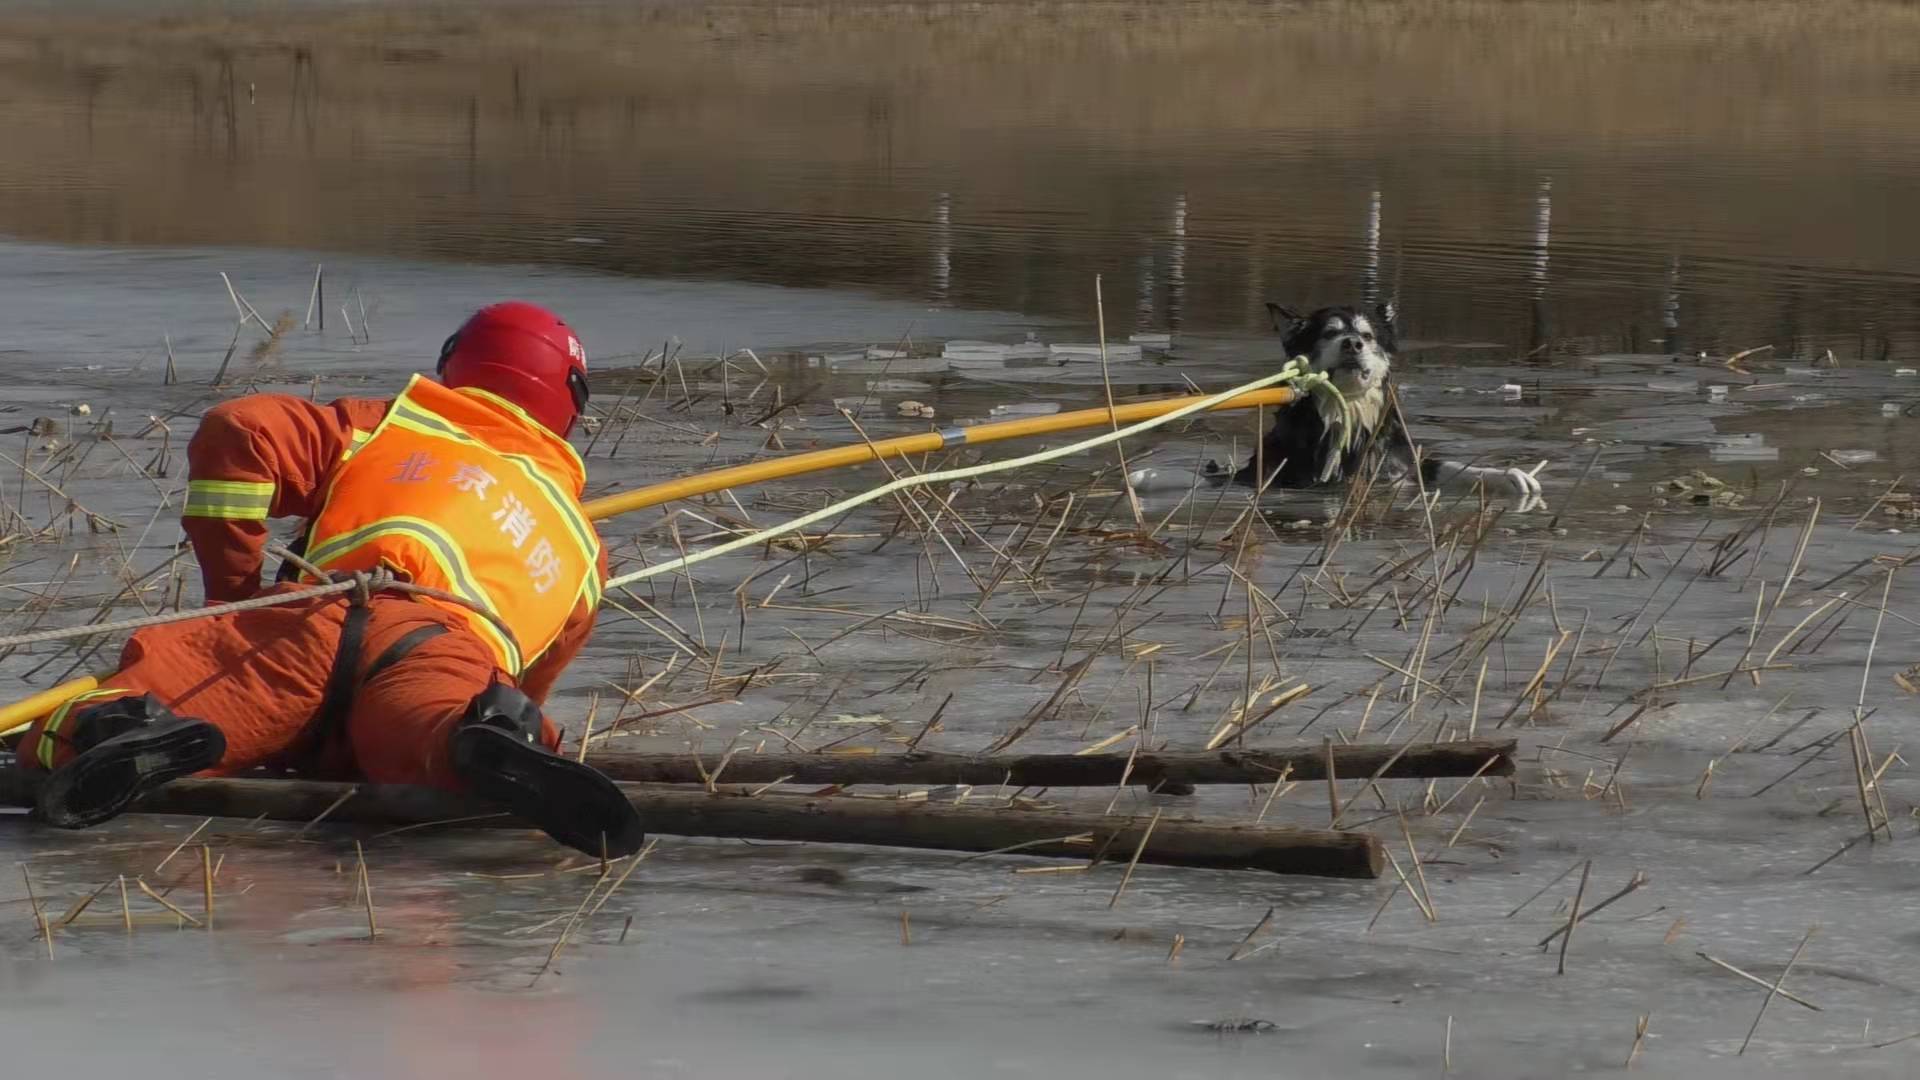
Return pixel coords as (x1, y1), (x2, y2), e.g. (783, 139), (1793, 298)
(1265, 303), (1396, 396)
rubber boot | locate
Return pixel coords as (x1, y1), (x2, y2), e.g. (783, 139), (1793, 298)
(35, 695), (226, 829)
(449, 683), (645, 857)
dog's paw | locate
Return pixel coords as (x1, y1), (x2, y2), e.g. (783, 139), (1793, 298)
(1498, 465), (1545, 512)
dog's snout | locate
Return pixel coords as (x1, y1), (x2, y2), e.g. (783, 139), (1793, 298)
(1339, 335), (1363, 355)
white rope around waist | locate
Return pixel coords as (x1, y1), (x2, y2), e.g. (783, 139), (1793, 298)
(0, 549), (517, 653)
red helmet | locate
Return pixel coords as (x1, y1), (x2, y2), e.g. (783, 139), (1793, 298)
(436, 301), (589, 438)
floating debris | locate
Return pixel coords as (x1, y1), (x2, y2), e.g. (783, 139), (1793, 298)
(1709, 435), (1779, 462)
(1191, 1018), (1277, 1034)
(895, 400), (936, 419)
(988, 401), (1061, 418)
(1050, 342), (1143, 362)
(941, 341), (1008, 367)
(1656, 470), (1746, 506)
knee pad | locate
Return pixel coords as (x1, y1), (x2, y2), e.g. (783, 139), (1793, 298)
(458, 683), (543, 745)
(70, 694), (177, 754)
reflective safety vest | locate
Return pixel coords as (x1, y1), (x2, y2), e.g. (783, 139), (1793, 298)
(299, 375), (602, 676)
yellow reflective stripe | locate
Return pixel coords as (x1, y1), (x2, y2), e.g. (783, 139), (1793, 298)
(500, 450), (601, 563)
(190, 480), (274, 497)
(183, 504), (271, 521)
(38, 688), (128, 769)
(339, 427), (373, 463)
(304, 517), (523, 674)
(452, 383), (590, 477)
(184, 479), (275, 520)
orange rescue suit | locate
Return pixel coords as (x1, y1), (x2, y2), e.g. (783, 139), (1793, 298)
(17, 377), (608, 787)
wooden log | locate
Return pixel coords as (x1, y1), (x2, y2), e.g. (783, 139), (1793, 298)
(0, 769), (1382, 879)
(588, 739), (1517, 789)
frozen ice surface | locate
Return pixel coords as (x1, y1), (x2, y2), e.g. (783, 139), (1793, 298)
(8, 241), (1920, 1077)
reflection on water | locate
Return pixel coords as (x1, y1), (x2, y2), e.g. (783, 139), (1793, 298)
(0, 0), (1916, 359)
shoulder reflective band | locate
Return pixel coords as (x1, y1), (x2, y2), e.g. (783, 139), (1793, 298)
(183, 479), (275, 521)
(340, 428), (373, 463)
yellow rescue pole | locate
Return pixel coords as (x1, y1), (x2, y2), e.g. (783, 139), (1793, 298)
(2, 387), (1294, 738)
(582, 388), (1294, 520)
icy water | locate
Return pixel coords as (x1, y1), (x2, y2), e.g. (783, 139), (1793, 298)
(5, 1), (1920, 1077)
(0, 0), (1918, 358)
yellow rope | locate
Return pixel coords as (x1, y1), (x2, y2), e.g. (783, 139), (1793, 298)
(605, 361), (1330, 589)
(1, 364), (1327, 737)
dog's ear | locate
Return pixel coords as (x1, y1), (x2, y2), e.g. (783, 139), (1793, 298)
(1373, 300), (1397, 332)
(1372, 301), (1399, 348)
(1264, 302), (1302, 334)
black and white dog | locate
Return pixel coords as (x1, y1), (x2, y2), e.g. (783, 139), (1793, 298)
(1199, 303), (1543, 508)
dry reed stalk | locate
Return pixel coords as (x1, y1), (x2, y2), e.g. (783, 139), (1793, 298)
(293, 786), (360, 838)
(1695, 952), (1822, 1011)
(135, 878), (202, 927)
(153, 817), (213, 873)
(1850, 475), (1904, 531)
(577, 692), (598, 764)
(1495, 630), (1572, 728)
(1323, 736), (1339, 827)
(21, 865), (51, 959)
(1364, 653), (1461, 704)
(584, 841), (658, 920)
(1253, 764), (1296, 825)
(1431, 756), (1502, 816)
(1738, 926), (1817, 1054)
(118, 875), (133, 934)
(1398, 812), (1436, 921)
(355, 841), (377, 939)
(1626, 1014), (1651, 1069)
(1365, 878), (1405, 933)
(1106, 809), (1163, 909)
(529, 870), (607, 988)
(1852, 567), (1897, 840)
(1105, 737), (1142, 816)
(1205, 682), (1312, 750)
(1444, 1016), (1454, 1073)
(1556, 860), (1592, 975)
(1537, 871), (1646, 948)
(1507, 858), (1584, 918)
(1384, 849), (1435, 922)
(1166, 934), (1185, 964)
(1762, 595), (1843, 667)
(1717, 582), (1770, 691)
(1445, 798), (1484, 848)
(57, 879), (116, 927)
(201, 845), (215, 928)
(1226, 906), (1276, 961)
(1846, 723), (1885, 842)
(898, 909), (912, 945)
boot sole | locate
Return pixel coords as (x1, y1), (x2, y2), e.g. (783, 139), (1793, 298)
(36, 721), (226, 829)
(452, 726), (646, 857)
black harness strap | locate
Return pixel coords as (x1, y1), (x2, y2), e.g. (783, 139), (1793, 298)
(311, 599), (372, 752)
(309, 608), (447, 753)
(366, 624), (448, 682)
